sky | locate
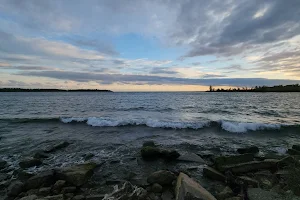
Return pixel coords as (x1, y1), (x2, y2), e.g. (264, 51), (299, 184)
(0, 0), (300, 91)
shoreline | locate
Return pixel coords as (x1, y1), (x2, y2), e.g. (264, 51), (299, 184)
(1, 141), (300, 200)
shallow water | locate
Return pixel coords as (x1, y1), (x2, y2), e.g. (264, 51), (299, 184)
(0, 92), (300, 190)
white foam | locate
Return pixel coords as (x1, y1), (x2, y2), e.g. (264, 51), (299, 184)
(221, 121), (281, 133)
(60, 117), (86, 123)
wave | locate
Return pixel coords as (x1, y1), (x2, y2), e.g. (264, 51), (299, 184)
(59, 117), (286, 133)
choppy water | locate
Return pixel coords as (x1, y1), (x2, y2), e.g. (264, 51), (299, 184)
(0, 92), (300, 188)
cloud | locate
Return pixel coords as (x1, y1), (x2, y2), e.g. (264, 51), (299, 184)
(150, 67), (179, 75)
(18, 70), (299, 87)
(0, 64), (56, 71)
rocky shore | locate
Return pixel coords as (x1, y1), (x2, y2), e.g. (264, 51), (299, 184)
(1, 141), (300, 200)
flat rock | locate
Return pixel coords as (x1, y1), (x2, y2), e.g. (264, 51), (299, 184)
(147, 170), (176, 186)
(175, 172), (217, 200)
(19, 158), (42, 169)
(55, 162), (96, 186)
(177, 153), (205, 163)
(203, 166), (226, 182)
(214, 154), (254, 169)
(25, 170), (55, 190)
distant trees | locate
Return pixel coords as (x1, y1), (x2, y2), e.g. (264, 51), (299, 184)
(207, 84), (300, 92)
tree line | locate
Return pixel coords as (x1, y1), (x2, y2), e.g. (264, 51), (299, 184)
(208, 84), (300, 92)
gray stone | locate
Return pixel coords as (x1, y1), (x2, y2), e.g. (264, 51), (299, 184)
(73, 195), (85, 200)
(220, 159), (278, 173)
(44, 141), (70, 153)
(177, 153), (205, 163)
(85, 195), (105, 200)
(175, 172), (217, 200)
(141, 146), (162, 160)
(20, 195), (38, 200)
(216, 186), (234, 200)
(0, 159), (7, 169)
(55, 162), (96, 186)
(147, 170), (176, 186)
(19, 158), (42, 169)
(7, 181), (24, 196)
(25, 170), (55, 190)
(52, 180), (66, 194)
(203, 166), (226, 182)
(39, 187), (51, 196)
(151, 183), (163, 193)
(214, 154), (254, 169)
(237, 146), (259, 154)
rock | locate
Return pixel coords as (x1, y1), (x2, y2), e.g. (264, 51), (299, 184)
(44, 141), (70, 153)
(141, 146), (162, 160)
(177, 153), (205, 163)
(55, 162), (96, 186)
(26, 189), (39, 196)
(293, 145), (300, 151)
(224, 198), (241, 200)
(247, 188), (300, 200)
(25, 170), (55, 190)
(86, 195), (105, 200)
(19, 158), (42, 169)
(214, 154), (254, 169)
(175, 172), (217, 200)
(161, 149), (180, 161)
(0, 180), (9, 190)
(39, 187), (51, 196)
(17, 170), (34, 181)
(8, 181), (24, 196)
(143, 141), (156, 147)
(83, 153), (94, 161)
(52, 180), (66, 194)
(161, 190), (173, 200)
(0, 159), (7, 169)
(103, 182), (147, 200)
(277, 156), (297, 168)
(64, 193), (74, 199)
(147, 170), (176, 186)
(152, 183), (163, 193)
(237, 146), (259, 154)
(203, 166), (226, 182)
(0, 173), (8, 181)
(106, 179), (122, 185)
(288, 149), (300, 155)
(220, 159), (279, 174)
(34, 152), (49, 159)
(236, 176), (259, 187)
(20, 195), (38, 200)
(42, 194), (64, 200)
(73, 195), (85, 200)
(216, 186), (234, 200)
(61, 186), (76, 194)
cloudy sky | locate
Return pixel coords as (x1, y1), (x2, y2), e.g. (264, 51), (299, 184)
(1, 0), (300, 91)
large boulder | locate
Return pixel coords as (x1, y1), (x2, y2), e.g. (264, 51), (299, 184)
(175, 172), (217, 200)
(25, 170), (55, 190)
(177, 153), (206, 163)
(147, 170), (176, 186)
(44, 141), (70, 153)
(203, 166), (226, 182)
(7, 181), (24, 196)
(55, 162), (96, 186)
(19, 158), (42, 169)
(220, 159), (278, 174)
(237, 146), (259, 154)
(214, 154), (254, 169)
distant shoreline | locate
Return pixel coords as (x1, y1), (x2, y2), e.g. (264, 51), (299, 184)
(0, 88), (113, 92)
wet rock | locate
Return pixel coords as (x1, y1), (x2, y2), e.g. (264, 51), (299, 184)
(247, 188), (300, 200)
(39, 187), (51, 196)
(42, 194), (64, 200)
(52, 180), (66, 194)
(83, 153), (94, 161)
(177, 153), (205, 163)
(20, 194), (38, 200)
(143, 141), (156, 147)
(203, 166), (226, 182)
(73, 195), (85, 200)
(214, 154), (254, 169)
(147, 170), (176, 186)
(236, 176), (259, 187)
(86, 194), (105, 200)
(55, 162), (96, 186)
(237, 146), (259, 154)
(7, 181), (24, 196)
(288, 149), (300, 155)
(16, 170), (34, 181)
(25, 170), (55, 190)
(216, 186), (234, 200)
(34, 152), (49, 159)
(44, 141), (70, 153)
(175, 172), (217, 200)
(0, 159), (7, 169)
(61, 186), (76, 194)
(161, 190), (173, 200)
(221, 159), (278, 174)
(141, 146), (162, 160)
(19, 158), (42, 169)
(152, 183), (163, 193)
(161, 149), (180, 161)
